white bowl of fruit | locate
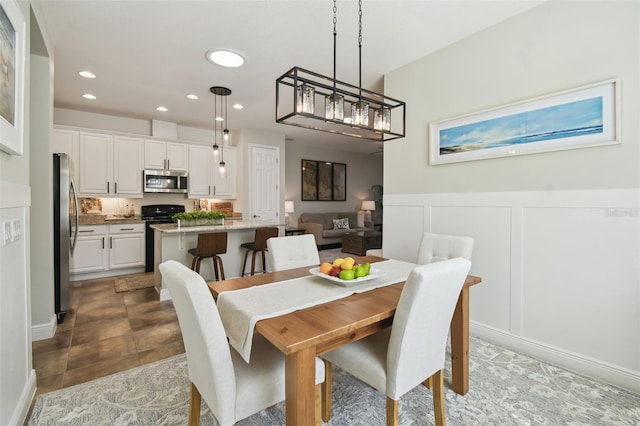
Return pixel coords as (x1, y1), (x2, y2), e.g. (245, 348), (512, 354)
(310, 257), (382, 285)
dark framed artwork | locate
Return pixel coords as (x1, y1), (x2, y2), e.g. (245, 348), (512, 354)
(301, 159), (346, 201)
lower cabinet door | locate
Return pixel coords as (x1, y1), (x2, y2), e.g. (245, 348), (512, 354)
(109, 233), (145, 269)
(71, 235), (108, 273)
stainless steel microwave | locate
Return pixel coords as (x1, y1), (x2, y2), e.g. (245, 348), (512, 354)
(143, 169), (189, 193)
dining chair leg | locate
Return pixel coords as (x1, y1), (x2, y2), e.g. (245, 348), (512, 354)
(423, 374), (433, 389)
(321, 359), (332, 422)
(315, 384), (322, 426)
(386, 397), (399, 426)
(260, 250), (267, 273)
(432, 369), (446, 426)
(189, 382), (201, 426)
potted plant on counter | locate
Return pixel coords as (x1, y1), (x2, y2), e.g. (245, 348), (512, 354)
(172, 210), (227, 227)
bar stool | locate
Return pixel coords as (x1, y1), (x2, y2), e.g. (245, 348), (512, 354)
(188, 232), (227, 281)
(240, 227), (279, 276)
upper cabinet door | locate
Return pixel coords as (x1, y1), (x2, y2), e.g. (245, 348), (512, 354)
(144, 139), (167, 170)
(78, 132), (112, 195)
(144, 139), (188, 171)
(166, 142), (188, 171)
(212, 147), (237, 198)
(113, 136), (144, 195)
(188, 144), (213, 198)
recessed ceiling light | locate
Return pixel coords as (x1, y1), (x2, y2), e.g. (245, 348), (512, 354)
(156, 106), (168, 112)
(233, 103), (243, 110)
(206, 49), (246, 68)
(78, 70), (96, 79)
(82, 93), (96, 100)
(186, 94), (199, 100)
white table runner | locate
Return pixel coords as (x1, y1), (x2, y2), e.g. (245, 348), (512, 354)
(217, 259), (417, 362)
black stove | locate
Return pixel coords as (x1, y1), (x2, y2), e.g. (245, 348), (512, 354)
(142, 204), (185, 272)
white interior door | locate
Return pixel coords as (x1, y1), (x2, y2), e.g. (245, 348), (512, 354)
(250, 145), (279, 222)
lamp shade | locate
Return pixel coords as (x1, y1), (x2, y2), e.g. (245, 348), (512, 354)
(362, 201), (375, 211)
(284, 201), (295, 214)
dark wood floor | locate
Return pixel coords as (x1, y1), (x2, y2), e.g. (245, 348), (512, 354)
(31, 273), (184, 398)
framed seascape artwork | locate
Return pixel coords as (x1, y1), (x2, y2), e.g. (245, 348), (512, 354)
(429, 79), (619, 165)
(0, 0), (25, 155)
(301, 159), (346, 201)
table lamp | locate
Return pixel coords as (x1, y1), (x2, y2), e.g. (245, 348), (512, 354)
(362, 200), (375, 222)
(284, 201), (294, 228)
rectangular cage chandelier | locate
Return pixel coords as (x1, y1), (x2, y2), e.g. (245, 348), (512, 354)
(276, 67), (405, 141)
(275, 0), (405, 142)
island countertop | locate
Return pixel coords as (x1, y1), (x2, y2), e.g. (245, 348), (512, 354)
(151, 220), (284, 234)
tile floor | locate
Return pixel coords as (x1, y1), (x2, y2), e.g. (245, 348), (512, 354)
(31, 273), (185, 398)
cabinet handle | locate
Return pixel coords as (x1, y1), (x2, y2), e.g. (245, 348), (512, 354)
(110, 237), (113, 249)
(107, 182), (110, 193)
(208, 185), (211, 195)
(167, 159), (170, 169)
(79, 229), (95, 233)
(102, 237), (105, 249)
(119, 228), (134, 231)
(115, 182), (118, 193)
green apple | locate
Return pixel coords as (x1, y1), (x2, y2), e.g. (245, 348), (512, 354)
(362, 262), (371, 275)
(339, 269), (355, 280)
(354, 265), (367, 278)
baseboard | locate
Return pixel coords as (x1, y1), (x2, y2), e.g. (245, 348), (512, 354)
(10, 368), (36, 426)
(470, 322), (640, 394)
(70, 266), (145, 282)
(31, 314), (57, 341)
(159, 286), (171, 301)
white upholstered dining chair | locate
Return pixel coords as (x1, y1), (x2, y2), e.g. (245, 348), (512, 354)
(160, 260), (325, 426)
(416, 232), (474, 264)
(266, 233), (321, 271)
(321, 258), (472, 426)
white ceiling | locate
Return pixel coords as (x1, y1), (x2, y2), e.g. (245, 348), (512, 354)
(34, 0), (542, 153)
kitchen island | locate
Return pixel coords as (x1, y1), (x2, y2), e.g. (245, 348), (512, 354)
(151, 220), (285, 300)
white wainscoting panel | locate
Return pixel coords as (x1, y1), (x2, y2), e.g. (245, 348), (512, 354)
(522, 206), (640, 369)
(431, 205), (512, 331)
(383, 189), (640, 393)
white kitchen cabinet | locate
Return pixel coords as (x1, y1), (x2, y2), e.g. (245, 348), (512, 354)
(113, 135), (144, 195)
(108, 223), (145, 269)
(78, 131), (144, 197)
(213, 147), (237, 198)
(144, 139), (188, 171)
(52, 128), (80, 180)
(70, 226), (109, 273)
(188, 144), (236, 199)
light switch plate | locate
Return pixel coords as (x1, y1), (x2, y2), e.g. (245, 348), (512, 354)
(2, 220), (12, 245)
(11, 219), (21, 241)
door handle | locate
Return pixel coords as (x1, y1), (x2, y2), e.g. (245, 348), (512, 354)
(253, 214), (260, 218)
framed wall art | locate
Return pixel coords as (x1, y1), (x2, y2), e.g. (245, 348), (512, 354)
(0, 0), (25, 156)
(429, 79), (619, 165)
(301, 159), (346, 201)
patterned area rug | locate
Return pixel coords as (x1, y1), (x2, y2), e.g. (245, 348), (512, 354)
(114, 273), (156, 293)
(318, 247), (349, 264)
(28, 336), (640, 425)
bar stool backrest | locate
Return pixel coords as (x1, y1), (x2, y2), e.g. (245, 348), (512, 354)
(254, 227), (279, 251)
(196, 232), (228, 256)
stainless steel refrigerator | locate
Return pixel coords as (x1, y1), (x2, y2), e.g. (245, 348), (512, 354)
(53, 153), (78, 323)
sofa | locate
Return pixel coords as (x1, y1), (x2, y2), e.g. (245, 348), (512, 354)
(298, 212), (373, 247)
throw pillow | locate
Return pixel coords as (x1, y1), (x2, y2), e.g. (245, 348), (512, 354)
(332, 218), (350, 230)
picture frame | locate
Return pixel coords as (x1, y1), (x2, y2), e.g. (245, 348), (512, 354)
(301, 159), (346, 201)
(429, 79), (619, 165)
(0, 0), (25, 156)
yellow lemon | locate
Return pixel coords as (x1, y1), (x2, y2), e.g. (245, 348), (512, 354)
(340, 259), (355, 270)
(344, 257), (355, 264)
(332, 258), (345, 267)
(319, 262), (332, 274)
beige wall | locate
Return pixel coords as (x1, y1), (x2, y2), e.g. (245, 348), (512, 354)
(382, 0), (640, 392)
(284, 140), (383, 226)
(385, 0), (639, 195)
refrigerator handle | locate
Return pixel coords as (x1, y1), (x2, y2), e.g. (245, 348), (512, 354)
(70, 178), (79, 254)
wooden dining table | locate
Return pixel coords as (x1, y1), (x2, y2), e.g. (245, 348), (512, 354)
(208, 255), (481, 426)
